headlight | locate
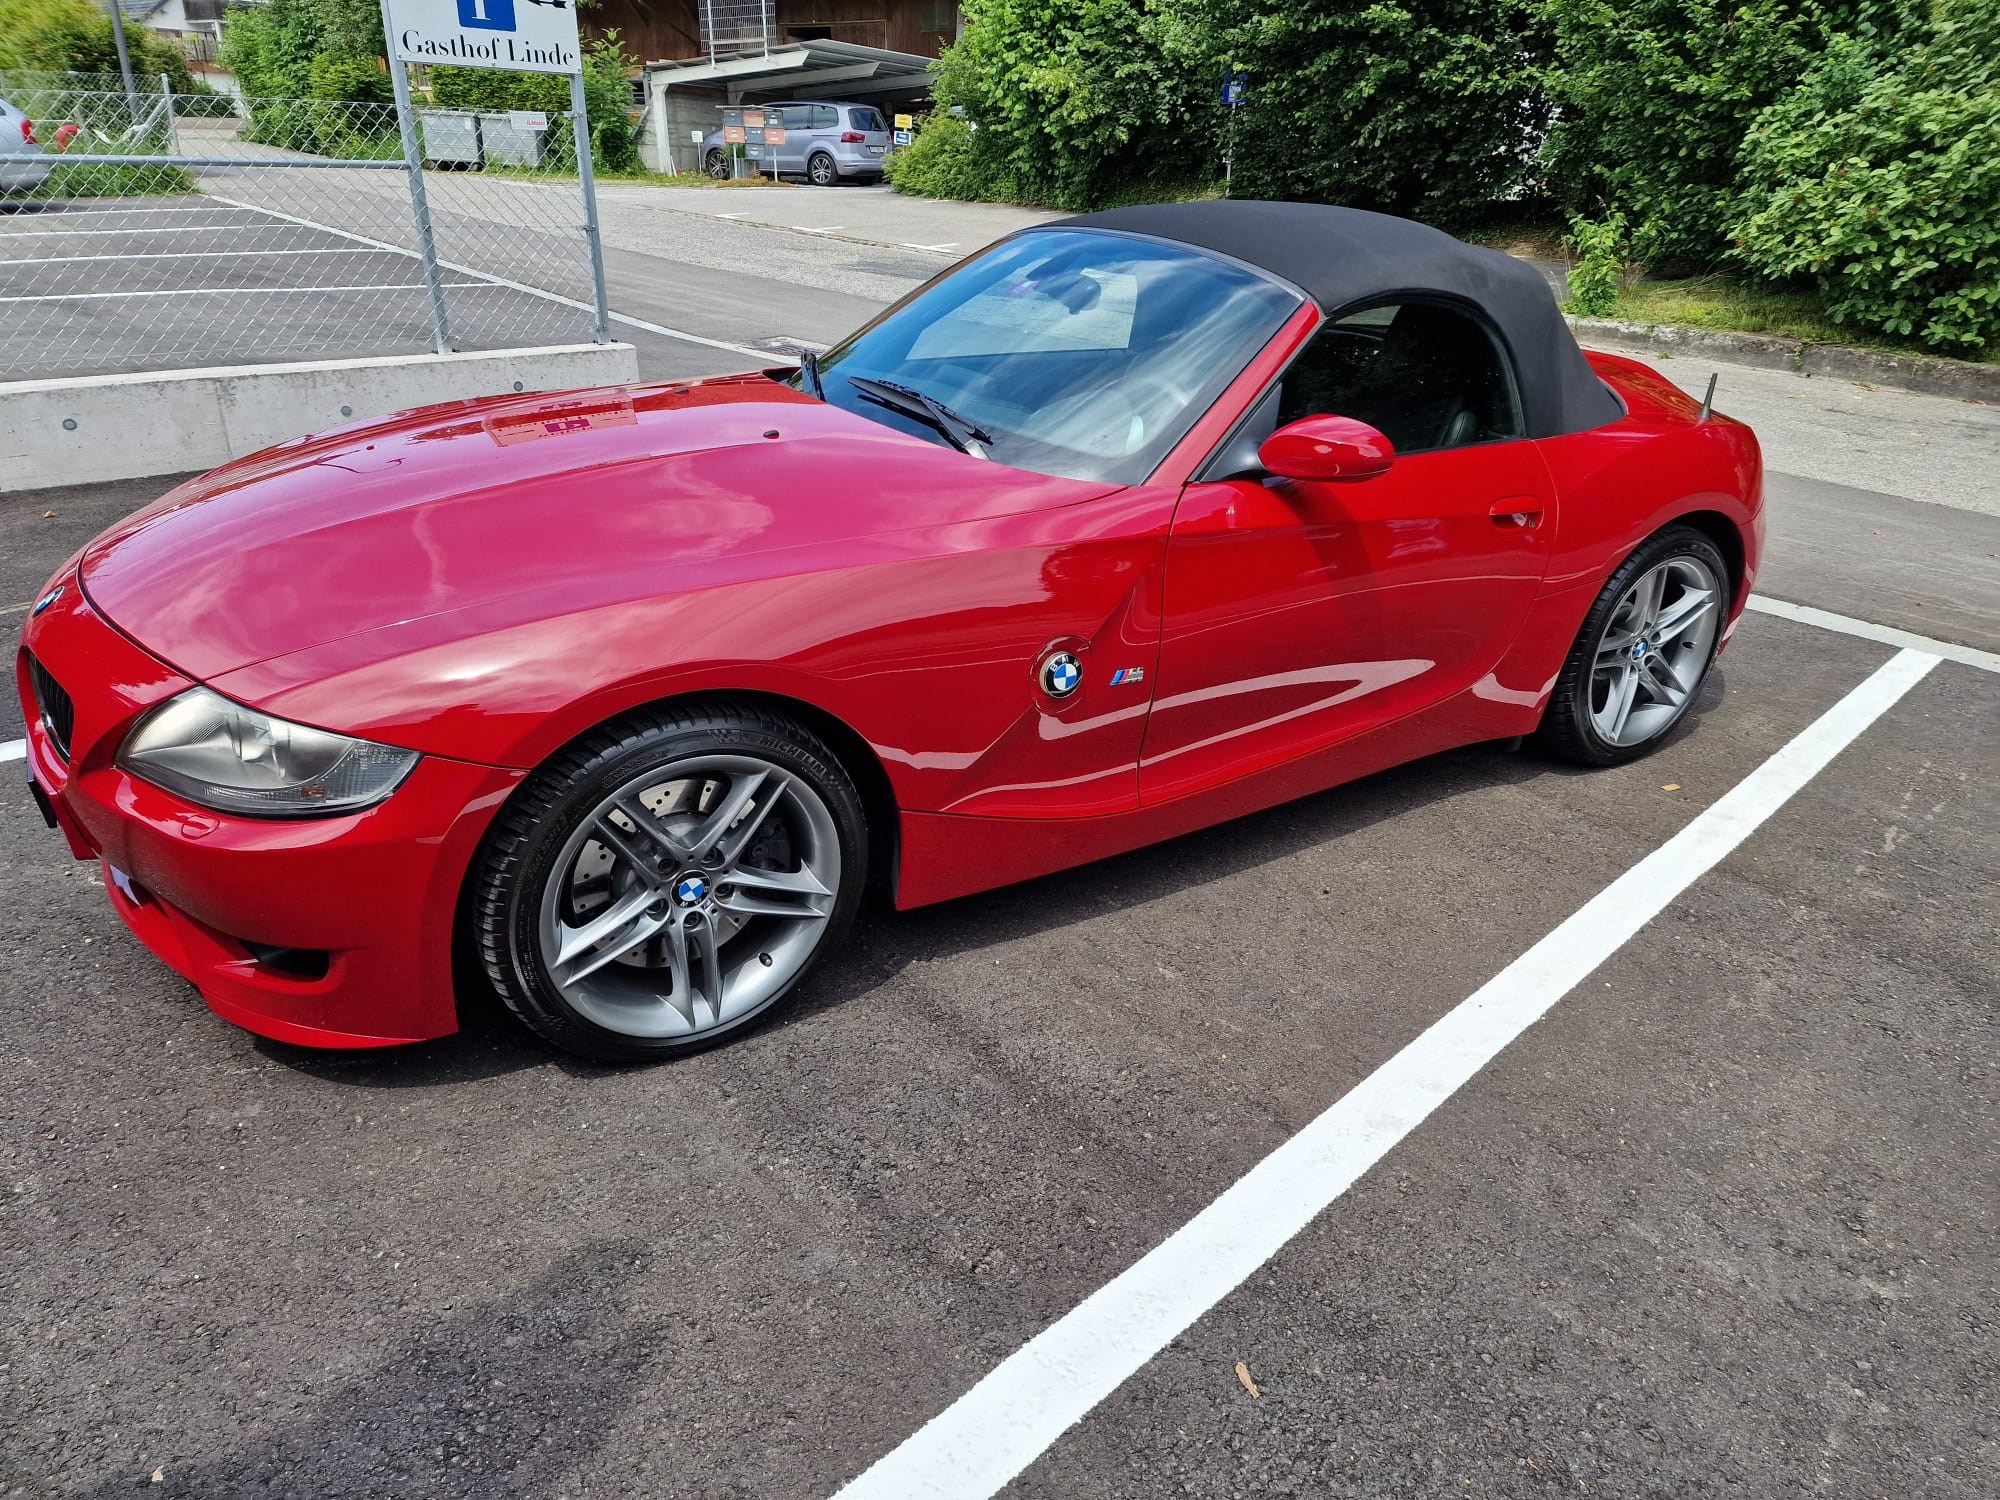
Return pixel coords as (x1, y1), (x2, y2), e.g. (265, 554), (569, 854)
(117, 687), (418, 818)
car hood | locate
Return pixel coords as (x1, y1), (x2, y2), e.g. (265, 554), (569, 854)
(79, 374), (1119, 682)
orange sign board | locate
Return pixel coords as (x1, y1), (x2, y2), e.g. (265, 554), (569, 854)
(722, 125), (745, 144)
(743, 109), (765, 128)
(765, 127), (786, 145)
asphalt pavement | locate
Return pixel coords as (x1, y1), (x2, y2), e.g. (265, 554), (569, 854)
(2, 190), (1996, 1500)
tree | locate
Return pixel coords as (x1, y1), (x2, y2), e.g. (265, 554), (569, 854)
(1157, 0), (1551, 225)
(905, 0), (1214, 210)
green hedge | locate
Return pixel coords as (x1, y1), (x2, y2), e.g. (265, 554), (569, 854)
(1731, 0), (1999, 352)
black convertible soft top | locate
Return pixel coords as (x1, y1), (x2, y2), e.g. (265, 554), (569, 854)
(1053, 200), (1624, 440)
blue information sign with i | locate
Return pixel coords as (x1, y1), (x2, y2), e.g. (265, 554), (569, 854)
(457, 0), (516, 31)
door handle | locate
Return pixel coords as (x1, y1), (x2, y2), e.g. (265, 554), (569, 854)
(1489, 498), (1544, 530)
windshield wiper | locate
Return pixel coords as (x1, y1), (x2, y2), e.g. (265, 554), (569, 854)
(847, 376), (990, 457)
(798, 348), (825, 400)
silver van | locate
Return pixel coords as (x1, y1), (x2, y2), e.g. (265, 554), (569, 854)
(703, 101), (893, 186)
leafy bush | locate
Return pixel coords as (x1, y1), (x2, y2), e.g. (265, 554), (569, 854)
(883, 114), (992, 200)
(307, 54), (391, 105)
(0, 0), (203, 89)
(1538, 0), (1905, 269)
(916, 0), (1215, 210)
(220, 0), (383, 101)
(1158, 0), (1550, 226)
(429, 66), (568, 114)
(1563, 212), (1628, 315)
(1731, 0), (1999, 351)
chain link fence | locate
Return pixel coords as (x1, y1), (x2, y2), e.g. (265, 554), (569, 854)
(1, 70), (611, 382)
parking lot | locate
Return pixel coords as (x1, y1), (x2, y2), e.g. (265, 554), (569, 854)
(0, 189), (617, 380)
(3, 200), (1997, 1497)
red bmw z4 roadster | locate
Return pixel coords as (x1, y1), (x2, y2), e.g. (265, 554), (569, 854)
(19, 202), (1763, 1060)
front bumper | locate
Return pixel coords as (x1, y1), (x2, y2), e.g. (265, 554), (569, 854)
(18, 575), (524, 1048)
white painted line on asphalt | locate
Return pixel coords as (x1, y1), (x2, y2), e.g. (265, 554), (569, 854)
(712, 211), (750, 219)
(1747, 594), (1999, 676)
(0, 282), (491, 304)
(11, 204), (269, 218)
(798, 225), (844, 234)
(832, 646), (1942, 1500)
(2, 249), (400, 267)
(0, 223), (301, 238)
(899, 241), (960, 253)
(205, 194), (769, 360)
(0, 739), (23, 764)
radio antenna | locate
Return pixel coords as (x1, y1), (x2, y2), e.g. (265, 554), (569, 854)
(1697, 372), (1718, 422)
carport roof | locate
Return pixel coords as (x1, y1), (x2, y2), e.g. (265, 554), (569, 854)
(641, 39), (938, 100)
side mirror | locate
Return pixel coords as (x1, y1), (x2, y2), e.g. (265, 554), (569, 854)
(1258, 415), (1395, 482)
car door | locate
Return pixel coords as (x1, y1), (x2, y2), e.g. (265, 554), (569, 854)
(809, 103), (841, 172)
(1139, 300), (1559, 803)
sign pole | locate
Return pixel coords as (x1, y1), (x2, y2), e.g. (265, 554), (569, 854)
(380, 0), (453, 355)
(568, 69), (612, 345)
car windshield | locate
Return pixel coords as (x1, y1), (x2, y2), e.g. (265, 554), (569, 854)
(798, 229), (1301, 484)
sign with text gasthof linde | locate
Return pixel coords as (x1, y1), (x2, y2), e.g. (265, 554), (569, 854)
(389, 0), (580, 75)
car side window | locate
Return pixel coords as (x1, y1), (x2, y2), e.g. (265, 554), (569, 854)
(1276, 301), (1523, 455)
(812, 105), (840, 130)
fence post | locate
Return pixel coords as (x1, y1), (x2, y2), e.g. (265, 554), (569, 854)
(568, 70), (613, 345)
(160, 74), (180, 155)
(377, 4), (453, 356)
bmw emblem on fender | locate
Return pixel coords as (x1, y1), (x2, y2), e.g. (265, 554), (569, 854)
(32, 584), (63, 617)
(1040, 651), (1083, 698)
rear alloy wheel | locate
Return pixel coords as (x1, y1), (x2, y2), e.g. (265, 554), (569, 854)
(1540, 524), (1728, 765)
(471, 704), (866, 1061)
(808, 152), (837, 186)
(704, 147), (728, 179)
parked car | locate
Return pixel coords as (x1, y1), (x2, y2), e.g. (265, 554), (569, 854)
(20, 202), (1763, 1062)
(702, 100), (892, 185)
(0, 96), (56, 197)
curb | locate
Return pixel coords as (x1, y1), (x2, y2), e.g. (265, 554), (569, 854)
(1564, 317), (1999, 402)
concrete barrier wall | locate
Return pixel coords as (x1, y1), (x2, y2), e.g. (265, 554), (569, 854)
(1, 343), (640, 492)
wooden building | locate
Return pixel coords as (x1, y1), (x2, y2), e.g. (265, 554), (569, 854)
(584, 1), (963, 66)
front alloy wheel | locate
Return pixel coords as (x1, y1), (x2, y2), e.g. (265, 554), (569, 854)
(472, 705), (866, 1060)
(1540, 524), (1729, 765)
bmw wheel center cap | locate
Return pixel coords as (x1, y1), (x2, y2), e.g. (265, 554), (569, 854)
(674, 874), (708, 905)
(1041, 651), (1082, 698)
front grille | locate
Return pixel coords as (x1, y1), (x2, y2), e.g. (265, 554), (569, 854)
(26, 653), (74, 762)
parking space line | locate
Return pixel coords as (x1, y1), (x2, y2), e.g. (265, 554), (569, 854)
(0, 740), (22, 764)
(6, 204), (266, 216)
(832, 646), (1942, 1500)
(0, 282), (491, 304)
(204, 194), (769, 359)
(0, 223), (306, 238)
(2, 249), (403, 267)
(1747, 595), (1999, 675)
